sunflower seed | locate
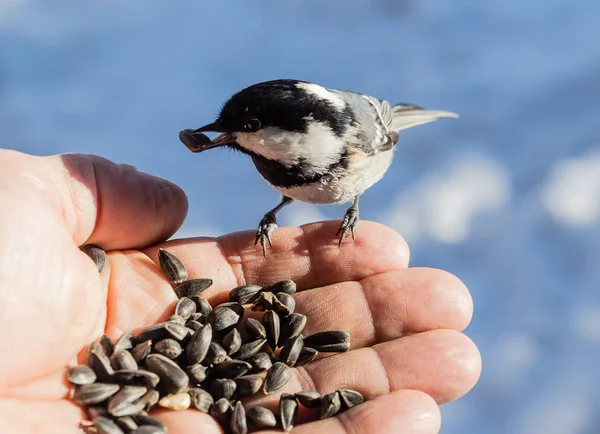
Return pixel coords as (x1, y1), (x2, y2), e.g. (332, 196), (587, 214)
(250, 291), (277, 312)
(189, 312), (206, 323)
(213, 359), (252, 379)
(114, 332), (135, 352)
(108, 386), (148, 417)
(280, 393), (298, 432)
(266, 280), (296, 295)
(110, 369), (159, 389)
(244, 318), (266, 339)
(295, 390), (322, 408)
(88, 343), (114, 382)
(67, 365), (97, 385)
(210, 378), (237, 400)
(221, 328), (242, 355)
(295, 347), (318, 366)
(174, 278), (213, 298)
(87, 406), (108, 420)
(320, 391), (342, 419)
(116, 416), (138, 431)
(186, 320), (203, 332)
(167, 314), (186, 326)
(188, 387), (213, 412)
(204, 341), (228, 365)
(264, 362), (291, 395)
(232, 338), (266, 361)
(207, 305), (241, 332)
(93, 416), (124, 434)
(279, 335), (304, 367)
(175, 297), (196, 320)
(136, 389), (160, 410)
(131, 340), (152, 363)
(157, 248), (188, 284)
(229, 284), (263, 304)
(81, 245), (107, 273)
(191, 296), (212, 315)
(210, 397), (232, 425)
(304, 331), (350, 353)
(274, 292), (295, 316)
(263, 310), (280, 351)
(130, 415), (167, 432)
(100, 334), (115, 357)
(131, 426), (165, 434)
(185, 323), (212, 364)
(186, 363), (209, 383)
(231, 401), (248, 434)
(280, 313), (307, 344)
(158, 392), (191, 411)
(235, 375), (263, 396)
(247, 352), (272, 373)
(110, 350), (138, 371)
(137, 324), (169, 343)
(73, 383), (120, 406)
(145, 354), (189, 394)
(164, 322), (188, 341)
(247, 405), (277, 429)
(154, 338), (182, 360)
(339, 389), (364, 409)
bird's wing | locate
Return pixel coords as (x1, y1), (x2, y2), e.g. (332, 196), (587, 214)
(357, 95), (399, 154)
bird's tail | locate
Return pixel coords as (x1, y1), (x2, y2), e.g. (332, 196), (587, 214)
(390, 103), (459, 132)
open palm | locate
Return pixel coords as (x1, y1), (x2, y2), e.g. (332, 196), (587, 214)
(0, 150), (480, 433)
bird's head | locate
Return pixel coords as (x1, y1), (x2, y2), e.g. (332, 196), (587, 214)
(179, 79), (353, 165)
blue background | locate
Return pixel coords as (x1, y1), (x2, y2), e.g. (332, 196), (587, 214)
(2, 1), (599, 433)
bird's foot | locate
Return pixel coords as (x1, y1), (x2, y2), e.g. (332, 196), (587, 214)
(255, 212), (278, 256)
(336, 206), (359, 246)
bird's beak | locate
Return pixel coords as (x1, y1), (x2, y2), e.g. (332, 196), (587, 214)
(179, 122), (235, 153)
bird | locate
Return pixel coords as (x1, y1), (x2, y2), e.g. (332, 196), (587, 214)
(179, 79), (458, 255)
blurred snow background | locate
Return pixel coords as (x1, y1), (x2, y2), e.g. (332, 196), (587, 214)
(2, 1), (599, 432)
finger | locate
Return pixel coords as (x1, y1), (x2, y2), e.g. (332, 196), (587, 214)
(296, 268), (473, 349)
(145, 220), (410, 294)
(50, 153), (188, 249)
(260, 389), (440, 434)
(248, 330), (481, 409)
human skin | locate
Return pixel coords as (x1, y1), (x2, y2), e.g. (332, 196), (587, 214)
(0, 150), (481, 433)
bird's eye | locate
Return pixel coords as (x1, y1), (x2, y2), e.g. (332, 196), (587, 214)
(244, 118), (261, 132)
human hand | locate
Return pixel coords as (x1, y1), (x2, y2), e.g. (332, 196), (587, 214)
(0, 150), (480, 433)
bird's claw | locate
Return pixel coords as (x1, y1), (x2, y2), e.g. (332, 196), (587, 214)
(255, 213), (277, 256)
(337, 207), (359, 246)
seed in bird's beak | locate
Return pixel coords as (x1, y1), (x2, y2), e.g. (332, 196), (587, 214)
(179, 129), (213, 153)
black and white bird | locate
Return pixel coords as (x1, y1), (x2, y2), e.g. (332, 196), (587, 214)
(179, 79), (458, 255)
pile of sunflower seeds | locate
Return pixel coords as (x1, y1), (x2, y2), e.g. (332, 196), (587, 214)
(72, 245), (363, 434)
